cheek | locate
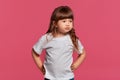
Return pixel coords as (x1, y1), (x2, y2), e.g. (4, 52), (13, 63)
(57, 26), (64, 31)
(59, 26), (65, 31)
(71, 23), (73, 26)
(58, 24), (65, 29)
(70, 24), (73, 28)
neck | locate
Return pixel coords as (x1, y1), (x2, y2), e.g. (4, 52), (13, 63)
(54, 32), (68, 37)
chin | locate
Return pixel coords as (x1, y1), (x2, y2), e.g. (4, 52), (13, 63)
(65, 30), (71, 33)
(63, 31), (70, 34)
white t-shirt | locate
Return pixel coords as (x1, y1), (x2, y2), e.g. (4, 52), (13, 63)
(33, 33), (84, 80)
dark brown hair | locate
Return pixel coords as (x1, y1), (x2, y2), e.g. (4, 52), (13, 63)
(46, 6), (79, 50)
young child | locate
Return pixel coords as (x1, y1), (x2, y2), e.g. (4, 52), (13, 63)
(32, 6), (86, 80)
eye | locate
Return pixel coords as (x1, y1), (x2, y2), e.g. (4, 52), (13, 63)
(62, 20), (66, 23)
(69, 20), (73, 23)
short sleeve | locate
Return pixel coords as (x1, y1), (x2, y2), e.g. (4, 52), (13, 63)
(32, 34), (47, 55)
(74, 39), (84, 54)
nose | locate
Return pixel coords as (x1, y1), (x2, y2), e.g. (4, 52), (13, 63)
(66, 21), (70, 26)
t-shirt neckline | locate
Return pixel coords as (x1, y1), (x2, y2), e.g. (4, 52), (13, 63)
(51, 33), (69, 39)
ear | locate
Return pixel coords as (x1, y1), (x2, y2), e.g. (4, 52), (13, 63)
(52, 21), (57, 28)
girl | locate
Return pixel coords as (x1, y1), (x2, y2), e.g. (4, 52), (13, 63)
(32, 6), (86, 80)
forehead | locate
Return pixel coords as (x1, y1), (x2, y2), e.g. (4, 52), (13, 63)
(59, 18), (73, 21)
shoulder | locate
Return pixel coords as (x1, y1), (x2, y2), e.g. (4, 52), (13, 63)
(66, 34), (74, 45)
(40, 33), (53, 42)
(40, 33), (50, 38)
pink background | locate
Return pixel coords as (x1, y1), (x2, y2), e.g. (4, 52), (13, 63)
(0, 0), (120, 80)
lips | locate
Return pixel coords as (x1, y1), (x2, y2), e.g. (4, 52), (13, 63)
(65, 27), (70, 30)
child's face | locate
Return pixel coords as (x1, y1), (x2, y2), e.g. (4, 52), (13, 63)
(56, 18), (73, 34)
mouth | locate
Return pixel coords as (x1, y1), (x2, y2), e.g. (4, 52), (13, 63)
(65, 27), (70, 30)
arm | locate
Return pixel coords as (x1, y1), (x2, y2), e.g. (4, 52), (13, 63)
(71, 48), (86, 71)
(32, 48), (45, 75)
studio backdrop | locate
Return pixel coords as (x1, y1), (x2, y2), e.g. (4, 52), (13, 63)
(0, 0), (120, 80)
